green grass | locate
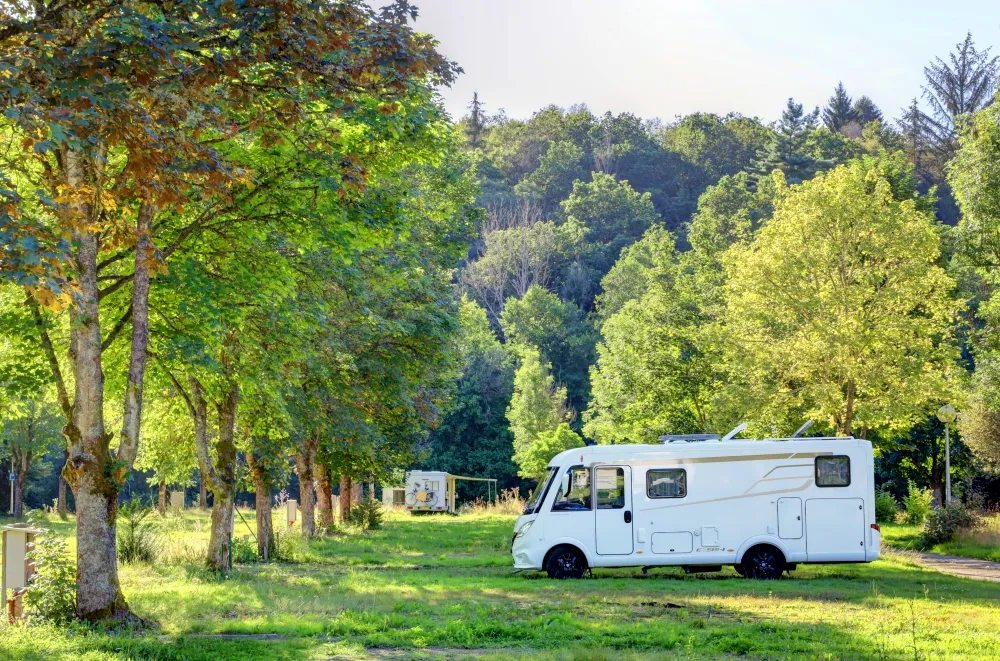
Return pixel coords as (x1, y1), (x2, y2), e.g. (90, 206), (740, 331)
(881, 513), (1000, 562)
(2, 508), (1000, 660)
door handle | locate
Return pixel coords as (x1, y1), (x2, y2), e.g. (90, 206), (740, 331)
(624, 510), (632, 523)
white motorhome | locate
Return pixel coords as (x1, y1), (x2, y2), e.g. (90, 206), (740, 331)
(511, 428), (880, 579)
(403, 470), (498, 513)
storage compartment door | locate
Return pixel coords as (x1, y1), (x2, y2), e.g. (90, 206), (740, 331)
(595, 466), (633, 555)
(805, 498), (865, 561)
(777, 497), (802, 539)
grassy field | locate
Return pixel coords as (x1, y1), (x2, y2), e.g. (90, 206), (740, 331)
(881, 513), (1000, 562)
(2, 507), (1000, 660)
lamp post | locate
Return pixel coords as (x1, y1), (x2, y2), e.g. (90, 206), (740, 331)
(937, 405), (958, 506)
(8, 459), (14, 516)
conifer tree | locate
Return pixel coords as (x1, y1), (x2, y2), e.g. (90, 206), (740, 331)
(467, 92), (487, 148)
(822, 82), (859, 132)
(853, 96), (883, 125)
(752, 98), (820, 185)
(921, 32), (998, 153)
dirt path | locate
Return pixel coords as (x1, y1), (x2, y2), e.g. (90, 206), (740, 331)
(912, 551), (1000, 583)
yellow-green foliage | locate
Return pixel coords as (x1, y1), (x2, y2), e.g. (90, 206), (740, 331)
(725, 155), (963, 437)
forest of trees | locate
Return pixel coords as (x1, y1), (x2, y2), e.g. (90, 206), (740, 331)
(3, 1), (1000, 621)
(424, 31), (1000, 505)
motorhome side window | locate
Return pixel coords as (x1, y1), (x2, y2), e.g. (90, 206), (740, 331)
(596, 467), (625, 509)
(552, 466), (591, 511)
(815, 456), (850, 487)
(646, 469), (686, 498)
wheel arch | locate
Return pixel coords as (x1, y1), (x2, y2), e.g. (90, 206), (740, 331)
(542, 541), (591, 571)
(735, 536), (791, 564)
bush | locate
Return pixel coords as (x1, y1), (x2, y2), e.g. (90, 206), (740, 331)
(920, 502), (978, 547)
(271, 528), (292, 561)
(232, 535), (259, 564)
(902, 481), (933, 525)
(117, 497), (157, 564)
(349, 498), (384, 530)
(24, 530), (76, 623)
(874, 488), (899, 524)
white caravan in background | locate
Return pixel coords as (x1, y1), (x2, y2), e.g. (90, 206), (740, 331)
(511, 424), (880, 579)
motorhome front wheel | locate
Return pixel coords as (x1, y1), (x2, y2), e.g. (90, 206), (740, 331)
(546, 546), (587, 579)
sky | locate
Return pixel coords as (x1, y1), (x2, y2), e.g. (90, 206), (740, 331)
(407, 0), (1000, 125)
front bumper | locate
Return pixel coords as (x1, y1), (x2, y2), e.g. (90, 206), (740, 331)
(511, 533), (544, 570)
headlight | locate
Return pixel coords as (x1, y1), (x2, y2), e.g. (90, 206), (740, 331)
(513, 520), (534, 539)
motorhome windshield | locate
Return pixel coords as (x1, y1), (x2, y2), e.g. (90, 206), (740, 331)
(524, 467), (557, 514)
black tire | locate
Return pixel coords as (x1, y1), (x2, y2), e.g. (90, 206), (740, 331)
(741, 545), (784, 580)
(732, 563), (745, 577)
(546, 545), (587, 579)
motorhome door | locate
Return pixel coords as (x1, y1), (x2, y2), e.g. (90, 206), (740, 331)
(595, 466), (633, 555)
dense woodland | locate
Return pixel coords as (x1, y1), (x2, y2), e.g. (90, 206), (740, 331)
(3, 1), (1000, 621)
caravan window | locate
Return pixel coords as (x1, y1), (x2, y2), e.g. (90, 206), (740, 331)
(552, 466), (592, 511)
(647, 469), (687, 498)
(596, 467), (625, 509)
(815, 456), (850, 487)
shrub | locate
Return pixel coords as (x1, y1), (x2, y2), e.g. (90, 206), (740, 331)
(117, 497), (157, 564)
(874, 488), (899, 524)
(349, 498), (384, 530)
(232, 535), (259, 564)
(459, 488), (526, 515)
(920, 502), (979, 547)
(24, 530), (76, 623)
(902, 481), (933, 525)
(271, 527), (292, 562)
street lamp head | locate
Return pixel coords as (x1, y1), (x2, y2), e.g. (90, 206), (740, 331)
(937, 404), (957, 424)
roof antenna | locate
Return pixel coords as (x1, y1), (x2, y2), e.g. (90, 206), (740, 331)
(791, 420), (814, 438)
(720, 422), (747, 442)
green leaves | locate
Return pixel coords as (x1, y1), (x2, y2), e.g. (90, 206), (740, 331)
(725, 155), (963, 436)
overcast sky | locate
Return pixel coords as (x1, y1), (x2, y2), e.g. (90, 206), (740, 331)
(408, 0), (1000, 125)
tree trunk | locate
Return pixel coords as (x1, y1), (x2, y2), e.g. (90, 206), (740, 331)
(316, 463), (333, 529)
(157, 480), (167, 515)
(295, 437), (317, 538)
(13, 473), (25, 518)
(842, 379), (855, 437)
(249, 456), (274, 561)
(205, 378), (239, 572)
(200, 471), (208, 509)
(368, 479), (375, 503)
(65, 195), (128, 620)
(339, 475), (352, 521)
(118, 202), (154, 468)
(352, 480), (363, 505)
(57, 449), (68, 516)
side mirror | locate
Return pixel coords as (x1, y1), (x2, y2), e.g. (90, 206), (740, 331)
(559, 472), (570, 497)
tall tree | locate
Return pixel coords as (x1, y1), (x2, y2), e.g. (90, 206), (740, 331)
(725, 155), (963, 437)
(752, 98), (821, 185)
(466, 92), (487, 149)
(853, 96), (884, 125)
(0, 0), (456, 619)
(500, 285), (596, 414)
(822, 82), (859, 133)
(921, 32), (998, 155)
(506, 345), (569, 476)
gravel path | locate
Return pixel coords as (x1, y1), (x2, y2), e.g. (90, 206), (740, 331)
(912, 551), (1000, 583)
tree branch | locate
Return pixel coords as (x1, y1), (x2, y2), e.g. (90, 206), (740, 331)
(26, 294), (72, 421)
(101, 303), (132, 352)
